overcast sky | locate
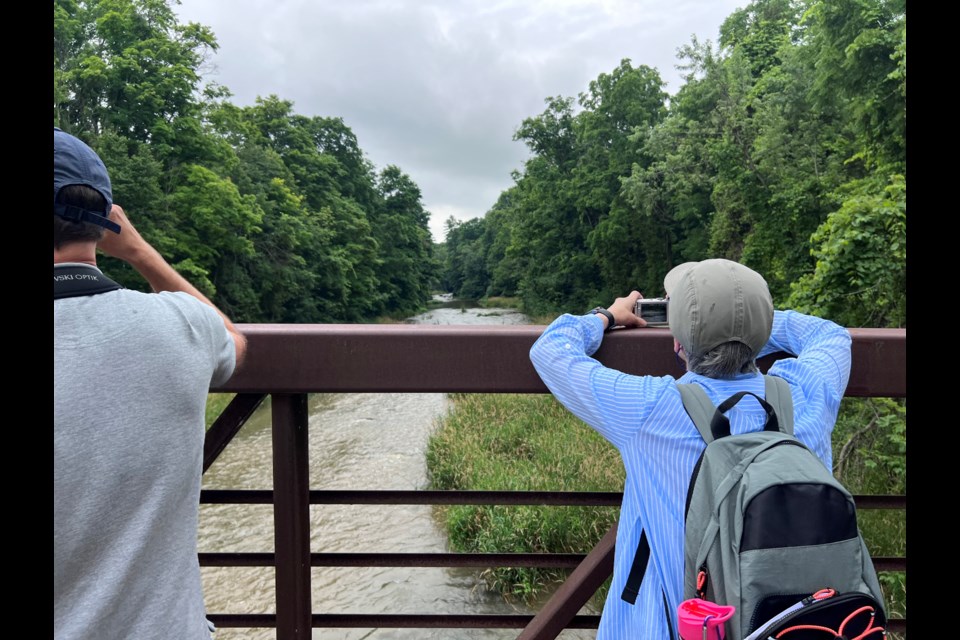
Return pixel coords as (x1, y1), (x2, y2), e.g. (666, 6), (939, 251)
(174, 0), (744, 243)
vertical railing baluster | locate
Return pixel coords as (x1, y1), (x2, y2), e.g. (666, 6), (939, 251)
(272, 393), (312, 639)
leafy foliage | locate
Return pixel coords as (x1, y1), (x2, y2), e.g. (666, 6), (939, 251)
(54, 0), (435, 323)
(441, 0), (905, 327)
(789, 174), (906, 328)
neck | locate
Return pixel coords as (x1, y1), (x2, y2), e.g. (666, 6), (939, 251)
(54, 242), (97, 266)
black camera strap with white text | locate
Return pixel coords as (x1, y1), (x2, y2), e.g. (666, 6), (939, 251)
(54, 264), (123, 300)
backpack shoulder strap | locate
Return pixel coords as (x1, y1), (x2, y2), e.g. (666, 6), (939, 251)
(680, 377), (795, 440)
(763, 375), (794, 436)
(677, 383), (717, 444)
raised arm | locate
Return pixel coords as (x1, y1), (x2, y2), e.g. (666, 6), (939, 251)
(97, 204), (247, 368)
(529, 292), (667, 451)
(760, 310), (852, 403)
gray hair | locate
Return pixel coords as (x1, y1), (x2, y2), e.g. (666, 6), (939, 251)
(686, 341), (759, 379)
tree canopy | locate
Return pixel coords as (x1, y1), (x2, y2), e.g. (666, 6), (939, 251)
(55, 0), (437, 322)
(440, 0), (905, 331)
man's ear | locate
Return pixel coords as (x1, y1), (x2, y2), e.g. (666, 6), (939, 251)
(673, 339), (686, 362)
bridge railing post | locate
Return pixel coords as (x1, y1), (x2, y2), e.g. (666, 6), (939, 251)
(272, 393), (312, 639)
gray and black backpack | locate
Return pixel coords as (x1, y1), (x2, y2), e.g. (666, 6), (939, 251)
(621, 375), (887, 640)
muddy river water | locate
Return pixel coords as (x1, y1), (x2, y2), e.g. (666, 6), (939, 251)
(199, 300), (599, 639)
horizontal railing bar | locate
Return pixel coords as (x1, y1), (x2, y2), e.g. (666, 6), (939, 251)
(206, 613), (601, 629)
(206, 614), (276, 627)
(311, 614), (602, 629)
(199, 552), (273, 567)
(216, 325), (905, 396)
(204, 614), (905, 632)
(199, 552), (904, 571)
(199, 552), (589, 568)
(854, 495), (908, 509)
(201, 489), (273, 504)
(312, 553), (587, 568)
(200, 489), (904, 509)
(200, 489), (622, 506)
(872, 557), (906, 572)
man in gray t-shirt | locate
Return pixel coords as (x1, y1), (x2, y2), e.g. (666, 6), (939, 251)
(54, 128), (247, 640)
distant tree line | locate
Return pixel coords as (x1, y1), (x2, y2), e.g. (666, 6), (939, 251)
(55, 0), (437, 322)
(441, 0), (905, 331)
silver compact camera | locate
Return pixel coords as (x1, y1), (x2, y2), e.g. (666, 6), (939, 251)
(635, 298), (668, 326)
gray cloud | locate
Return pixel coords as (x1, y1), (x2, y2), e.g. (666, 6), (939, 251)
(176, 0), (744, 241)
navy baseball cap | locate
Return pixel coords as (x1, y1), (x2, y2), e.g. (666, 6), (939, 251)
(53, 127), (120, 233)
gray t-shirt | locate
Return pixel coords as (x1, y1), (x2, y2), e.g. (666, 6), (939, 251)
(54, 283), (235, 640)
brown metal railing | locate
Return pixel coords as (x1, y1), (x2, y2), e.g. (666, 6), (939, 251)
(202, 325), (907, 638)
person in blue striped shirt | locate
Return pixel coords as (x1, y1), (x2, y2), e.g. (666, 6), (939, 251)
(529, 259), (851, 639)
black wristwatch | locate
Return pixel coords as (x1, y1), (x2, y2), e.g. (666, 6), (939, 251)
(589, 307), (616, 332)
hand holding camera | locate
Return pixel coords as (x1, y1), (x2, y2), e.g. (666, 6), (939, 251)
(595, 292), (669, 330)
(635, 298), (668, 327)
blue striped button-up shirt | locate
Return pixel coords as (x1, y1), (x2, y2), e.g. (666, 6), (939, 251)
(529, 309), (851, 639)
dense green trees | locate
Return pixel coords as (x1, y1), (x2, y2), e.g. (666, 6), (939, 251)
(54, 0), (436, 322)
(57, 0), (905, 329)
(441, 0), (906, 333)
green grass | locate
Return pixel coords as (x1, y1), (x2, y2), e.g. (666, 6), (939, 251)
(205, 393), (236, 430)
(478, 296), (522, 309)
(427, 393), (624, 603)
(427, 392), (907, 629)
